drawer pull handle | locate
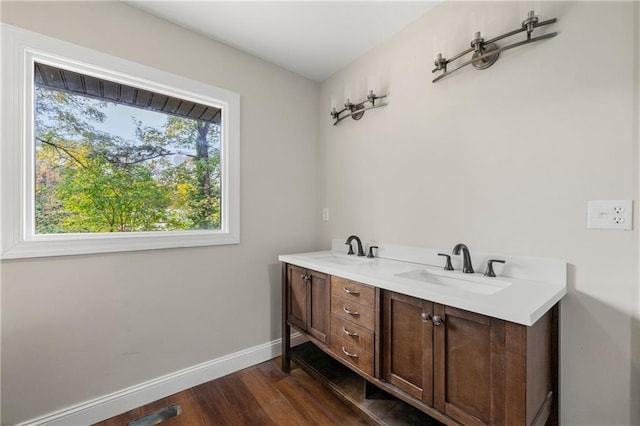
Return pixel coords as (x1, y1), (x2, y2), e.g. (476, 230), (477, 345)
(342, 347), (359, 358)
(342, 327), (359, 338)
(343, 286), (360, 296)
(343, 306), (359, 316)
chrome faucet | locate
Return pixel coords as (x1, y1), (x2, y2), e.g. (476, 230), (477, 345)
(345, 235), (365, 257)
(452, 243), (474, 273)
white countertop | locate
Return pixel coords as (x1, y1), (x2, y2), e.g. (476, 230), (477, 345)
(279, 249), (566, 326)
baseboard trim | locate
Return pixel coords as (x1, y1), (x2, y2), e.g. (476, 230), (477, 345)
(16, 333), (306, 426)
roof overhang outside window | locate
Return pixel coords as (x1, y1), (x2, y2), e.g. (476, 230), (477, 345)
(35, 62), (222, 124)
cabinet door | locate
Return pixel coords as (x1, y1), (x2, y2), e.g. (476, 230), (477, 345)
(307, 269), (329, 344)
(382, 291), (434, 405)
(287, 264), (307, 331)
(433, 305), (506, 426)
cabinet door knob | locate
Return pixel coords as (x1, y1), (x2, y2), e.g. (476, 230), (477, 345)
(421, 312), (432, 322)
(342, 327), (359, 338)
(342, 347), (359, 358)
(342, 286), (360, 296)
(432, 315), (444, 326)
(343, 306), (360, 316)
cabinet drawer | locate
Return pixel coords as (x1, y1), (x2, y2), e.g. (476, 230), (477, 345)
(331, 276), (375, 307)
(330, 334), (374, 377)
(330, 314), (374, 353)
(331, 294), (375, 330)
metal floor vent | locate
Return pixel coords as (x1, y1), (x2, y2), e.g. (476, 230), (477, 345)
(128, 403), (182, 426)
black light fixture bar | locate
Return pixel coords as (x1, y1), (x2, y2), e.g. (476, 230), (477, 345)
(432, 11), (558, 83)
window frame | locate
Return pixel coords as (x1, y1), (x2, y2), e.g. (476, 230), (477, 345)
(1, 24), (241, 259)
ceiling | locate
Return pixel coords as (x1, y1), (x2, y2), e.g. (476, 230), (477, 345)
(125, 1), (439, 82)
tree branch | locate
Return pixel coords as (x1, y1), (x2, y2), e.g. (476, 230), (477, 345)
(37, 137), (87, 169)
(121, 151), (197, 166)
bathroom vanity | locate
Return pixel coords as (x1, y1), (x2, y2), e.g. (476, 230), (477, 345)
(280, 241), (566, 426)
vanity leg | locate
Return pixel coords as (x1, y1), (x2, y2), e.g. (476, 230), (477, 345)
(282, 323), (291, 373)
(282, 263), (291, 373)
(549, 303), (560, 426)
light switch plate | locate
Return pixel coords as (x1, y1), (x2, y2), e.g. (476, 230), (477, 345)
(587, 200), (633, 230)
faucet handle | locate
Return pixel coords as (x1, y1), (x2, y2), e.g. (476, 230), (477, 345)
(438, 253), (454, 271)
(484, 259), (505, 277)
(345, 241), (354, 255)
(367, 246), (379, 258)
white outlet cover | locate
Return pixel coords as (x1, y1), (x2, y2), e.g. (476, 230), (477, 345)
(587, 200), (633, 230)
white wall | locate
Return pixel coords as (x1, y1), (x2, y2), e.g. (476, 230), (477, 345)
(319, 2), (638, 425)
(0, 2), (320, 424)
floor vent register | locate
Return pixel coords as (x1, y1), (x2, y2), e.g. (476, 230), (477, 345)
(127, 403), (182, 426)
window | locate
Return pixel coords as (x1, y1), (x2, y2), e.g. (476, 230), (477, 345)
(1, 24), (240, 258)
(34, 63), (225, 234)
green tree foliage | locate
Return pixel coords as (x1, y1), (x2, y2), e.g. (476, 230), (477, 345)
(34, 86), (221, 233)
(57, 158), (170, 232)
(136, 116), (221, 230)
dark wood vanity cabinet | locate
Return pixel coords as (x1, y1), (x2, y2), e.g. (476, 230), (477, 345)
(382, 291), (434, 405)
(381, 290), (556, 426)
(433, 304), (507, 426)
(285, 264), (329, 344)
(329, 276), (376, 376)
(382, 291), (509, 425)
(282, 263), (558, 426)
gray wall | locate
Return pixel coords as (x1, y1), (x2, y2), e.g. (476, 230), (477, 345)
(0, 2), (320, 424)
(319, 2), (638, 425)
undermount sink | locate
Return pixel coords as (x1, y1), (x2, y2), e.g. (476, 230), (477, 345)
(313, 254), (374, 266)
(395, 268), (511, 295)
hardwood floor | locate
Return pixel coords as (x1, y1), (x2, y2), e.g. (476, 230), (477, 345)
(94, 357), (367, 426)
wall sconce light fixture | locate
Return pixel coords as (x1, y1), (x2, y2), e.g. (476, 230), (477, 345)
(432, 10), (558, 83)
(330, 89), (388, 126)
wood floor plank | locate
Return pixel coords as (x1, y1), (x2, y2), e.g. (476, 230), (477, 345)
(257, 357), (291, 383)
(195, 374), (276, 426)
(168, 396), (212, 426)
(95, 357), (365, 426)
(275, 367), (367, 425)
(237, 364), (307, 425)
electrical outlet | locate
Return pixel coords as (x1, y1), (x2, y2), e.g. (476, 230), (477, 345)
(322, 208), (329, 222)
(613, 216), (625, 224)
(587, 200), (633, 230)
